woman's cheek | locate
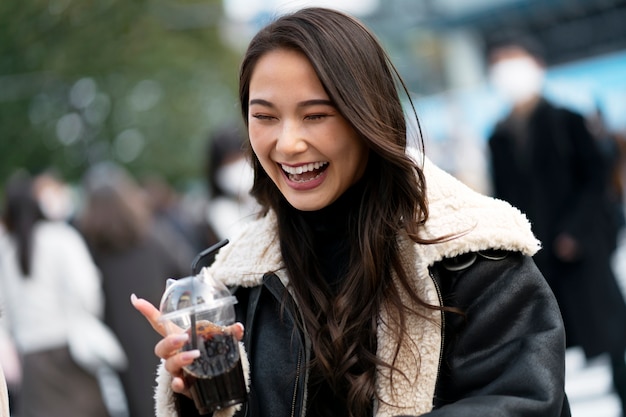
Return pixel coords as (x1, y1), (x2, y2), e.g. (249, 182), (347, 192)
(249, 124), (274, 154)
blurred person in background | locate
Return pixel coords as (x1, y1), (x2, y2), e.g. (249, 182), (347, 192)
(140, 174), (199, 269)
(0, 170), (109, 417)
(486, 33), (626, 415)
(32, 170), (76, 223)
(0, 327), (19, 416)
(0, 359), (7, 417)
(0, 312), (13, 417)
(77, 162), (188, 417)
(587, 103), (626, 248)
(204, 123), (258, 241)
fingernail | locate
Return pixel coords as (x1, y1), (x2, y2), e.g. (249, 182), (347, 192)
(235, 322), (245, 333)
(130, 293), (137, 304)
(181, 350), (201, 360)
(172, 333), (189, 343)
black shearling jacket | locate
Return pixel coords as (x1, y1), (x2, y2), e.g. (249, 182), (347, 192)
(153, 157), (570, 417)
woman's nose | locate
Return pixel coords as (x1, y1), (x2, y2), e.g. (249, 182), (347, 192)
(275, 121), (308, 155)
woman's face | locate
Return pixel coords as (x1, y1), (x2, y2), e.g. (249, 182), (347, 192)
(247, 48), (369, 211)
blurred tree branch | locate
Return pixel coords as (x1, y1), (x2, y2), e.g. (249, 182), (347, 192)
(0, 0), (241, 190)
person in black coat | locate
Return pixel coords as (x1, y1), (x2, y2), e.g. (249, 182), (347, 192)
(486, 33), (626, 415)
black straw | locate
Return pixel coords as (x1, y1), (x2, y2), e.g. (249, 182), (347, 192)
(191, 239), (230, 275)
(189, 239), (229, 350)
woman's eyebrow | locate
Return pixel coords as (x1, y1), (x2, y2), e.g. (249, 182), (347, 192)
(249, 98), (274, 107)
(297, 99), (334, 108)
(248, 98), (334, 108)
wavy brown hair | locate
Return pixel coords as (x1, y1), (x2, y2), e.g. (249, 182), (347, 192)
(2, 171), (44, 277)
(239, 7), (439, 416)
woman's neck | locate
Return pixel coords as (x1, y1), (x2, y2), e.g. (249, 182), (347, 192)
(298, 179), (364, 231)
(295, 178), (366, 291)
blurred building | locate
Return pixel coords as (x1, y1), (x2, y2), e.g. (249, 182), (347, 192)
(222, 0), (626, 192)
(364, 0), (626, 93)
(359, 0), (626, 191)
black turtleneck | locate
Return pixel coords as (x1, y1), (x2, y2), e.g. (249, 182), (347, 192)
(296, 178), (365, 292)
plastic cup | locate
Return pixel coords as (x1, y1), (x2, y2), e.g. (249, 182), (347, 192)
(159, 272), (246, 414)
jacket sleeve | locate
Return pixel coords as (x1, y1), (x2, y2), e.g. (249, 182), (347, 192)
(425, 252), (570, 417)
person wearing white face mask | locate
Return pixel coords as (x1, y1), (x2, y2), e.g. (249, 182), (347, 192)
(487, 33), (626, 417)
(488, 50), (545, 108)
(33, 171), (76, 222)
(204, 123), (259, 242)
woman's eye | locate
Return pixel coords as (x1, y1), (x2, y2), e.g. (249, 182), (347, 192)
(251, 114), (274, 121)
(305, 114), (327, 121)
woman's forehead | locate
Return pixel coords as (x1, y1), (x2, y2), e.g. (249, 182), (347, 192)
(249, 49), (328, 103)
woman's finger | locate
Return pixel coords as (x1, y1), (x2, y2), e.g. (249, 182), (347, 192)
(163, 348), (200, 397)
(130, 293), (166, 337)
(155, 333), (190, 360)
(228, 322), (245, 341)
(154, 333), (199, 398)
(163, 349), (201, 376)
(170, 376), (189, 395)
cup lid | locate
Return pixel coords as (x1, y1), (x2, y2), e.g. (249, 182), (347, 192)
(159, 268), (237, 321)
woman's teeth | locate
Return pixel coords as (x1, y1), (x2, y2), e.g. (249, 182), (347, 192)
(281, 162), (328, 182)
(281, 161), (328, 175)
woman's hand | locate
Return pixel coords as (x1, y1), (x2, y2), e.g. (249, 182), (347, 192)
(130, 294), (245, 397)
(130, 293), (166, 337)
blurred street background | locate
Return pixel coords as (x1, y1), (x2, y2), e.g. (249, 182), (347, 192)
(2, 0), (625, 194)
(566, 232), (626, 417)
(1, 0), (626, 416)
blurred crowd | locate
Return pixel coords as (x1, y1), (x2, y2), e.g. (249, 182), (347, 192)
(0, 123), (257, 417)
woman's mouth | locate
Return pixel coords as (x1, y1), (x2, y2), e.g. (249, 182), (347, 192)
(280, 162), (328, 183)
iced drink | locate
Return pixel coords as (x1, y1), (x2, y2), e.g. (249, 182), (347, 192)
(182, 320), (246, 414)
(159, 264), (246, 415)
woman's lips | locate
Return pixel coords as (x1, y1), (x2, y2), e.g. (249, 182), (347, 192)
(280, 161), (329, 189)
(280, 162), (328, 182)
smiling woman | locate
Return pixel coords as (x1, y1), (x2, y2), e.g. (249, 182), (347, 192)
(247, 48), (368, 211)
(133, 7), (571, 417)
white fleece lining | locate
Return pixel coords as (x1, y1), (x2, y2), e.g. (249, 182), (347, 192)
(375, 237), (442, 416)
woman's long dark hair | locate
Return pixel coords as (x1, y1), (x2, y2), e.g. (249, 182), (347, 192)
(239, 7), (438, 416)
(2, 171), (44, 277)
